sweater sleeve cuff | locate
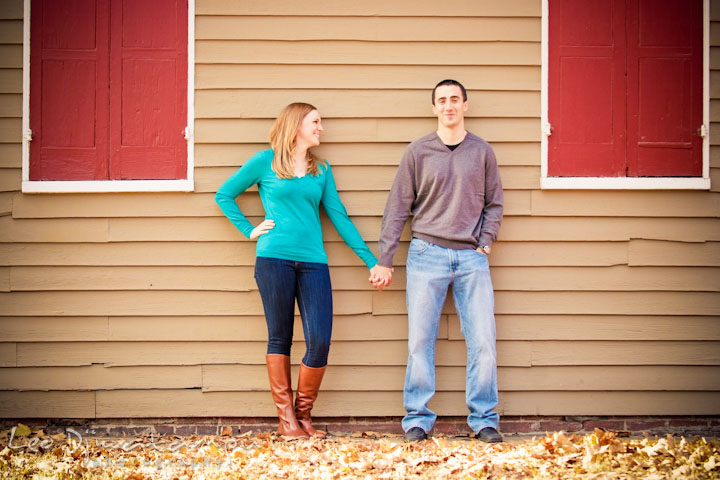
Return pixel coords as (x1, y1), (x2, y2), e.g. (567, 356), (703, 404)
(478, 233), (495, 247)
(241, 225), (254, 239)
(378, 253), (394, 268)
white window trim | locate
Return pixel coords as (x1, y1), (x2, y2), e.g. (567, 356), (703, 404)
(21, 0), (195, 193)
(540, 0), (711, 190)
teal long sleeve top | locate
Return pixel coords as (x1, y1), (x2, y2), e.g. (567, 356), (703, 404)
(215, 149), (378, 269)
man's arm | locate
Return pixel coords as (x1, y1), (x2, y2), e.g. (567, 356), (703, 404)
(477, 146), (503, 247)
(369, 147), (417, 289)
(377, 147), (417, 268)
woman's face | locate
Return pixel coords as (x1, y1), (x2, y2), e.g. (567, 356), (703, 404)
(296, 109), (323, 149)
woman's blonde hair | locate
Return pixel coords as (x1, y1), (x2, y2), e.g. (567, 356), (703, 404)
(269, 102), (324, 179)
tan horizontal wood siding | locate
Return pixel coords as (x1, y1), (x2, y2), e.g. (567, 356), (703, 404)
(0, 0), (719, 419)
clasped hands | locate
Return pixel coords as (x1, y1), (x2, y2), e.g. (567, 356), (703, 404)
(369, 265), (393, 291)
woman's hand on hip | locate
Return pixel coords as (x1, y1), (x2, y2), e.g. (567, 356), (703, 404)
(250, 219), (275, 240)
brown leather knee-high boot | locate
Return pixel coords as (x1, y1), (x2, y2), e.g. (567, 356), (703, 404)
(266, 354), (308, 439)
(295, 363), (327, 438)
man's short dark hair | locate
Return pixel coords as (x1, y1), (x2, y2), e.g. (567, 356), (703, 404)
(432, 79), (467, 105)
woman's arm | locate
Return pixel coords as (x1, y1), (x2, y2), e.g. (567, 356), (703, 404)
(320, 162), (378, 269)
(215, 151), (268, 239)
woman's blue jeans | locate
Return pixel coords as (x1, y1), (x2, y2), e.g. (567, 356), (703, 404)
(254, 257), (333, 368)
(402, 238), (499, 434)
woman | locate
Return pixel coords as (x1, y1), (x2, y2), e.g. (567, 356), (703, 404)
(216, 103), (388, 439)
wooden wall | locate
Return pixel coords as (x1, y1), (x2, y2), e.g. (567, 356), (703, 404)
(0, 0), (719, 419)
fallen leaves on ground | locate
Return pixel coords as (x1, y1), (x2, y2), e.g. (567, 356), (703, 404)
(0, 426), (718, 479)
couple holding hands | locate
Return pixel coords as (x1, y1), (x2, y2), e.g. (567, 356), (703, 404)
(215, 80), (504, 443)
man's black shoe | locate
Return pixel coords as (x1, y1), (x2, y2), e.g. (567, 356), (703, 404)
(404, 427), (428, 442)
(475, 427), (503, 443)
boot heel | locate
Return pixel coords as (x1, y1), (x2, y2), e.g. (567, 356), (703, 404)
(266, 354), (309, 439)
(295, 363), (327, 438)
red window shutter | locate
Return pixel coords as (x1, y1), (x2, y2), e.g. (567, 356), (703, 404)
(549, 0), (703, 179)
(548, 0), (626, 177)
(625, 0), (703, 177)
(109, 0), (188, 180)
(29, 0), (110, 180)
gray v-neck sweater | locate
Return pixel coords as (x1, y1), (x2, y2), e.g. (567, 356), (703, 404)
(377, 131), (503, 267)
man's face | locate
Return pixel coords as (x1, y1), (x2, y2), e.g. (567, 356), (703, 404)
(432, 85), (468, 129)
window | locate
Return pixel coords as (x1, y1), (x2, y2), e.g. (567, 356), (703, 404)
(541, 0), (710, 189)
(22, 0), (194, 192)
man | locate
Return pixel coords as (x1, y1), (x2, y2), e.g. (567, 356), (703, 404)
(372, 79), (503, 442)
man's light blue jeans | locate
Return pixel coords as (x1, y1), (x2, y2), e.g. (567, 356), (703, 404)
(402, 237), (499, 434)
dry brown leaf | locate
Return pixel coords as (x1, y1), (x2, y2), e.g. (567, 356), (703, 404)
(1, 430), (718, 479)
(13, 424), (31, 438)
